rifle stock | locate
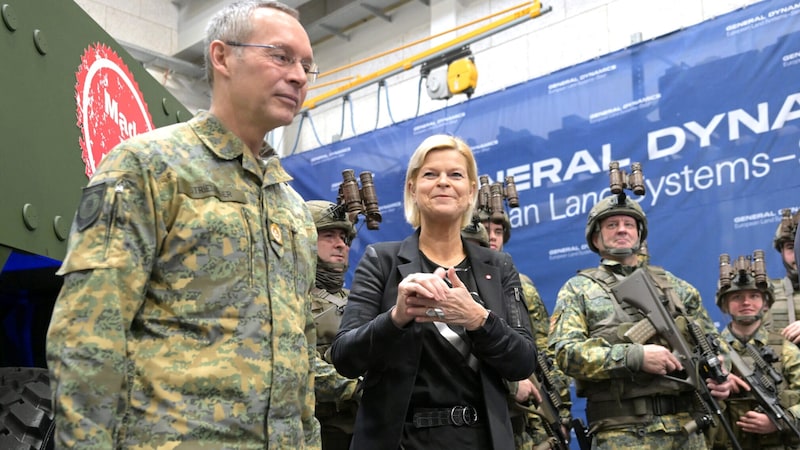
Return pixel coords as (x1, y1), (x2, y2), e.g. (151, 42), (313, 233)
(610, 268), (742, 450)
(728, 347), (800, 440)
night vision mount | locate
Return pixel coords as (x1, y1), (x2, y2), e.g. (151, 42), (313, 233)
(476, 174), (519, 223)
(608, 161), (645, 198)
(719, 250), (768, 290)
(337, 169), (382, 230)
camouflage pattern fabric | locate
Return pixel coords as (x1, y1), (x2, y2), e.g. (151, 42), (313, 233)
(311, 288), (358, 436)
(594, 429), (706, 450)
(518, 273), (572, 448)
(711, 326), (800, 450)
(46, 111), (321, 449)
(549, 260), (722, 449)
(764, 277), (800, 333)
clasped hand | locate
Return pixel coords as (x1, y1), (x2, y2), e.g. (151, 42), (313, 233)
(391, 267), (486, 330)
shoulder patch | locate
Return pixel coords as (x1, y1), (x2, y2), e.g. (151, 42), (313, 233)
(76, 182), (107, 231)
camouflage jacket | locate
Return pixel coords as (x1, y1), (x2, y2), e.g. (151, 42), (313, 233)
(311, 287), (359, 433)
(519, 273), (572, 419)
(46, 112), (321, 449)
(716, 325), (800, 449)
(550, 260), (721, 434)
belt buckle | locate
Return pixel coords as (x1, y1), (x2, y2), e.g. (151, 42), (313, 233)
(652, 396), (674, 416)
(450, 406), (478, 426)
(450, 406), (465, 426)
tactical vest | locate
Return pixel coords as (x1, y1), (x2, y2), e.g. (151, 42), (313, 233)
(764, 277), (800, 333)
(576, 265), (698, 427)
(311, 287), (348, 362)
(719, 331), (799, 449)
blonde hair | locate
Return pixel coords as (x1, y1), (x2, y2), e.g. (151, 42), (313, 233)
(403, 134), (478, 228)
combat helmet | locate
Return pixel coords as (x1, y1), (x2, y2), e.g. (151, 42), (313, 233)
(773, 208), (799, 252)
(585, 193), (648, 254)
(306, 200), (356, 244)
(716, 250), (774, 315)
(462, 217), (490, 247)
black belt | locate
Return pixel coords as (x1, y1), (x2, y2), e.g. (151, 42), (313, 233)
(587, 394), (695, 423)
(412, 406), (479, 428)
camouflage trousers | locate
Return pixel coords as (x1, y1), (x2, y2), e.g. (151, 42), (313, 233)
(593, 429), (706, 450)
(514, 416), (554, 450)
(514, 427), (535, 450)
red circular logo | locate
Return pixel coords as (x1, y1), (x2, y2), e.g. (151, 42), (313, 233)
(76, 43), (154, 178)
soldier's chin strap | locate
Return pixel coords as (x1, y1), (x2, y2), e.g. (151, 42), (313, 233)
(598, 238), (641, 259)
(731, 313), (763, 325)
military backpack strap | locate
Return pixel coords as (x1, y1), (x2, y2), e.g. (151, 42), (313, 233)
(784, 277), (797, 324)
(311, 287), (348, 309)
(766, 330), (787, 375)
(577, 267), (641, 318)
(644, 265), (686, 315)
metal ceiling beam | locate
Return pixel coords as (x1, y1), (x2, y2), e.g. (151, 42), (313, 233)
(360, 3), (392, 22)
(319, 24), (351, 41)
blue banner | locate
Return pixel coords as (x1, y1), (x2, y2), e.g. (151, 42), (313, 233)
(284, 0), (800, 331)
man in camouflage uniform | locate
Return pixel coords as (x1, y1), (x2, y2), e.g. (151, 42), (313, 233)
(483, 211), (573, 450)
(46, 2), (321, 448)
(550, 193), (741, 450)
(711, 249), (800, 449)
(306, 200), (360, 450)
(765, 209), (800, 345)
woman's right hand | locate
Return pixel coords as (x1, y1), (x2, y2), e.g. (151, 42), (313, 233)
(391, 268), (450, 327)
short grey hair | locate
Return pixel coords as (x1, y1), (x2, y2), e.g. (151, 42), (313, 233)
(203, 1), (299, 85)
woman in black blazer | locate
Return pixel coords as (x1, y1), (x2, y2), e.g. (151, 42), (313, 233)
(330, 134), (537, 449)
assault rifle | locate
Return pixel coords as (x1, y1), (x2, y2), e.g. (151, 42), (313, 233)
(513, 350), (571, 449)
(525, 351), (571, 450)
(610, 268), (742, 450)
(728, 343), (800, 440)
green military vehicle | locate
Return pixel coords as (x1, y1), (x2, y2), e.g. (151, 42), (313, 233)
(0, 1), (191, 447)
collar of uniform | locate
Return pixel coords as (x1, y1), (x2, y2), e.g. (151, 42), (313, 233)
(720, 325), (737, 346)
(722, 322), (769, 348)
(188, 110), (248, 161)
(188, 111), (293, 185)
(261, 153), (293, 186)
(750, 326), (770, 346)
(600, 259), (638, 275)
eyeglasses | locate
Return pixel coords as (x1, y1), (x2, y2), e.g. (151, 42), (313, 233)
(225, 41), (319, 83)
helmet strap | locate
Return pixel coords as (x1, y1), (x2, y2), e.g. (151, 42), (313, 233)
(731, 313), (762, 326)
(597, 234), (641, 260)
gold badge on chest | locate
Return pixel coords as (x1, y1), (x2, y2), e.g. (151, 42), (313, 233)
(269, 222), (283, 245)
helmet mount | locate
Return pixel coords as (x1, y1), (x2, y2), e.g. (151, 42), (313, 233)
(716, 250), (773, 321)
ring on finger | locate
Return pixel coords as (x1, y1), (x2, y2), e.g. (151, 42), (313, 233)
(425, 307), (445, 320)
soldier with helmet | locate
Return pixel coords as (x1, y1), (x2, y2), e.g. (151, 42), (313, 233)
(475, 184), (572, 450)
(306, 200), (360, 450)
(711, 250), (800, 449)
(461, 216), (491, 248)
(765, 209), (800, 345)
(549, 163), (742, 450)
